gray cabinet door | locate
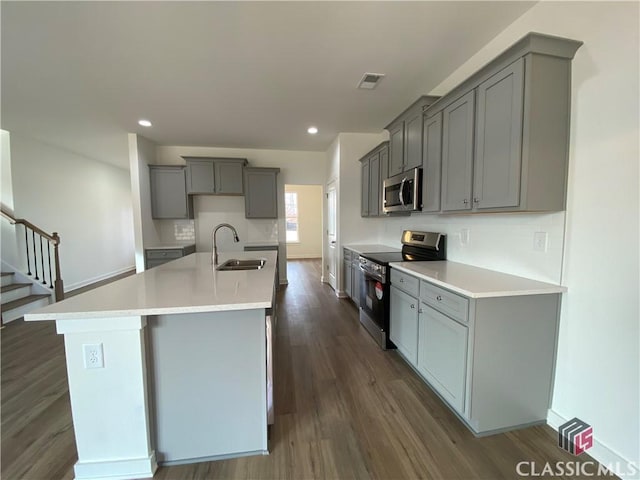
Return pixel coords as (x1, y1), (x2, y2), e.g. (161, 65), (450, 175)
(244, 168), (279, 219)
(417, 304), (468, 413)
(422, 111), (443, 212)
(388, 123), (404, 177)
(186, 160), (215, 194)
(344, 260), (352, 298)
(361, 159), (370, 217)
(404, 109), (423, 170)
(351, 260), (361, 308)
(378, 146), (389, 217)
(368, 152), (380, 217)
(441, 90), (475, 211)
(474, 58), (524, 210)
(215, 160), (245, 195)
(149, 166), (191, 219)
(389, 285), (419, 366)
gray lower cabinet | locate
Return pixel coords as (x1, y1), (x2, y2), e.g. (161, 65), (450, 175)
(441, 90), (475, 212)
(417, 304), (468, 414)
(359, 142), (389, 218)
(390, 267), (561, 435)
(183, 157), (247, 195)
(344, 260), (352, 298)
(389, 284), (419, 366)
(351, 257), (361, 308)
(149, 166), (194, 219)
(422, 111), (443, 212)
(244, 168), (280, 219)
(145, 245), (196, 269)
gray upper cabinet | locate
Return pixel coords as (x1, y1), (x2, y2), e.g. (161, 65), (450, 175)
(386, 96), (439, 178)
(149, 166), (194, 219)
(359, 142), (388, 218)
(441, 90), (475, 212)
(244, 167), (280, 219)
(360, 158), (370, 217)
(183, 157), (247, 195)
(422, 111), (443, 212)
(185, 159), (215, 194)
(388, 123), (404, 177)
(473, 58), (524, 210)
(429, 33), (582, 214)
(214, 160), (246, 195)
(369, 152), (381, 217)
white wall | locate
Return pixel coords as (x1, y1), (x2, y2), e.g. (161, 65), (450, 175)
(379, 2), (639, 470)
(1, 130), (20, 269)
(9, 134), (135, 290)
(128, 134), (161, 272)
(285, 184), (323, 259)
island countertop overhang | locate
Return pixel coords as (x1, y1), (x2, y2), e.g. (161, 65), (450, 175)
(25, 251), (278, 321)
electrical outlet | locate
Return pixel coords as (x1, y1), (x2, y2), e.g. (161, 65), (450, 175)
(460, 228), (470, 246)
(533, 232), (548, 252)
(83, 343), (104, 369)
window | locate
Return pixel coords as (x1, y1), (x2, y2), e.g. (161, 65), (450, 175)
(285, 192), (299, 243)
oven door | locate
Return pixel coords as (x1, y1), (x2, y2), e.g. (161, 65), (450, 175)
(359, 268), (387, 330)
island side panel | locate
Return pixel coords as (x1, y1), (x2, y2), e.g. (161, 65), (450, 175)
(58, 316), (157, 480)
(149, 309), (268, 464)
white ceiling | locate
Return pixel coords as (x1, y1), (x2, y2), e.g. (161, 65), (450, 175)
(2, 1), (536, 168)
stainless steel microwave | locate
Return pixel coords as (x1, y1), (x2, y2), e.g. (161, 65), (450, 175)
(383, 168), (422, 213)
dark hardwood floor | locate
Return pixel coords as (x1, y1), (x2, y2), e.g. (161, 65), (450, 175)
(1, 259), (611, 479)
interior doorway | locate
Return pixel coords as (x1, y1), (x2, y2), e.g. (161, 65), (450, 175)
(284, 185), (323, 279)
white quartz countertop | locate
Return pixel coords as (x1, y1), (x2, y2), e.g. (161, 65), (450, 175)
(145, 243), (196, 250)
(25, 251), (278, 321)
(390, 261), (567, 298)
(343, 244), (400, 255)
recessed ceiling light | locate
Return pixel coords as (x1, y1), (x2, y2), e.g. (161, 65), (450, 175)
(307, 126), (318, 135)
(138, 119), (152, 127)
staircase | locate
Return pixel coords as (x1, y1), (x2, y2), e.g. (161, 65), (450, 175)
(1, 272), (52, 326)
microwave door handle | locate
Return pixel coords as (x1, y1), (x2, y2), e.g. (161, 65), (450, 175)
(399, 177), (406, 206)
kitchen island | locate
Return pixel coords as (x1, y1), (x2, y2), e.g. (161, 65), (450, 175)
(25, 251), (278, 480)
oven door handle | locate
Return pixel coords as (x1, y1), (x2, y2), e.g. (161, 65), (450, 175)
(399, 177), (407, 206)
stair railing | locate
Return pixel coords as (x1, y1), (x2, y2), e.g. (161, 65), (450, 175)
(1, 206), (64, 302)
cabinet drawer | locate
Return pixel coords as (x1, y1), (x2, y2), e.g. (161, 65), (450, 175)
(420, 281), (469, 324)
(146, 249), (184, 260)
(390, 269), (419, 297)
(343, 248), (353, 261)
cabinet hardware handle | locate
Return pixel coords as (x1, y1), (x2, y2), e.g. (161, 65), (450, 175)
(436, 295), (442, 301)
(410, 304), (415, 309)
(473, 198), (479, 203)
(400, 278), (404, 282)
(463, 199), (469, 205)
(418, 308), (423, 313)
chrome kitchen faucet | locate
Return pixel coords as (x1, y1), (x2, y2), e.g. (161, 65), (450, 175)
(212, 223), (240, 265)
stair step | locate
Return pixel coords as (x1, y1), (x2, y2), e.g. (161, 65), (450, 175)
(1, 283), (33, 305)
(1, 294), (51, 324)
(1, 272), (15, 287)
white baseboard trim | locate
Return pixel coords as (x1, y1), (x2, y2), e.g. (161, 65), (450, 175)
(65, 265), (136, 292)
(547, 409), (639, 478)
(74, 451), (157, 480)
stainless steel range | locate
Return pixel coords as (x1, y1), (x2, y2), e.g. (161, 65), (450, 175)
(358, 231), (446, 349)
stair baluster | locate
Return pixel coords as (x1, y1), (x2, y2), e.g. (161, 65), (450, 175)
(24, 228), (32, 276)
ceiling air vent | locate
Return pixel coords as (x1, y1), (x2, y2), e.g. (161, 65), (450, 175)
(358, 72), (385, 90)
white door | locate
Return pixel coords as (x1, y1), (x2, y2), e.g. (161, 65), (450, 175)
(326, 181), (337, 291)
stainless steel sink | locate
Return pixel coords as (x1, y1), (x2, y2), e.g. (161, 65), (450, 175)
(216, 259), (266, 271)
